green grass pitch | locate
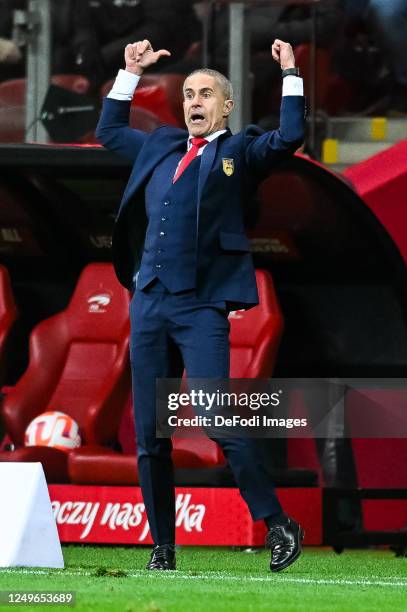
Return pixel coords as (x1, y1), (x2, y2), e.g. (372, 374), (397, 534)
(0, 546), (406, 611)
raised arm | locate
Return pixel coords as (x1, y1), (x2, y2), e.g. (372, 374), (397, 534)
(245, 39), (306, 178)
(96, 40), (171, 162)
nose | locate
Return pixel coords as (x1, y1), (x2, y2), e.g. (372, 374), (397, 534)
(191, 93), (202, 106)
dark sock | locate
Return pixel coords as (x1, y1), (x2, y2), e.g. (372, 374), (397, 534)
(264, 512), (289, 530)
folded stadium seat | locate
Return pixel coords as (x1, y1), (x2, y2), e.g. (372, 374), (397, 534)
(68, 269), (289, 485)
(0, 263), (131, 482)
(0, 75), (90, 142)
(100, 74), (185, 127)
(0, 265), (18, 386)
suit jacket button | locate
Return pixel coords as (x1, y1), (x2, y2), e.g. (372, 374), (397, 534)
(164, 200), (170, 206)
(161, 216), (167, 221)
(155, 264), (162, 269)
(159, 231), (165, 237)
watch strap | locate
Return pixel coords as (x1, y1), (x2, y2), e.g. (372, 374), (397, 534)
(282, 67), (300, 78)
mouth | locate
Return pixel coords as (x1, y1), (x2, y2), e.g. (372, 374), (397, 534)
(189, 113), (206, 125)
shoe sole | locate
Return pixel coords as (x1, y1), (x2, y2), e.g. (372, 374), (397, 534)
(270, 528), (305, 573)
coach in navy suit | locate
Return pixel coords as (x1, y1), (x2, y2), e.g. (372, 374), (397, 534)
(96, 38), (306, 572)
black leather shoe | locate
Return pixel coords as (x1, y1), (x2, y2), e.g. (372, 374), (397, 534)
(146, 544), (176, 570)
(266, 518), (304, 572)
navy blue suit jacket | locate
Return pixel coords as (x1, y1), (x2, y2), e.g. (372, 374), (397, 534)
(96, 92), (305, 308)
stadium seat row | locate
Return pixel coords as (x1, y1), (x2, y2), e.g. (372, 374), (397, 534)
(0, 263), (300, 486)
(0, 44), (357, 143)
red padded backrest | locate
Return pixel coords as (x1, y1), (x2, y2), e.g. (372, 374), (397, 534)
(43, 264), (131, 428)
(45, 342), (121, 426)
(51, 75), (90, 95)
(0, 265), (17, 346)
(101, 74), (185, 126)
(62, 263), (130, 340)
(135, 74), (184, 125)
(0, 75), (90, 142)
(230, 270), (282, 346)
(229, 269), (284, 378)
(2, 263), (131, 445)
(0, 75), (90, 106)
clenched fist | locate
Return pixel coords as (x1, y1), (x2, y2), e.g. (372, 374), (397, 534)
(0, 38), (22, 64)
(271, 39), (296, 70)
(125, 40), (171, 76)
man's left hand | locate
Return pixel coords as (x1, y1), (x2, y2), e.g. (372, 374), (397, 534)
(271, 39), (295, 70)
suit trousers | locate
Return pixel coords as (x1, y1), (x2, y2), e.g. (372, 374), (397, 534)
(129, 279), (282, 545)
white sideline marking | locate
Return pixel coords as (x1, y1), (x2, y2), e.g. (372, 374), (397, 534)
(0, 568), (406, 588)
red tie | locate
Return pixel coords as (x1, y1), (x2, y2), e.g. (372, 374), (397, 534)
(173, 137), (208, 183)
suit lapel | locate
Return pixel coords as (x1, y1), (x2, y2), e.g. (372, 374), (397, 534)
(197, 128), (231, 203)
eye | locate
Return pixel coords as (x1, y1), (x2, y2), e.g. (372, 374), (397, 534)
(203, 92), (211, 98)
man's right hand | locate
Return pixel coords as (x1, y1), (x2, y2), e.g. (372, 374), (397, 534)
(125, 40), (171, 76)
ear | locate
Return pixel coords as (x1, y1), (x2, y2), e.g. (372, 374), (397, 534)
(222, 99), (234, 118)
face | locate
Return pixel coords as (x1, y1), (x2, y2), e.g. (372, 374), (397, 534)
(183, 73), (234, 137)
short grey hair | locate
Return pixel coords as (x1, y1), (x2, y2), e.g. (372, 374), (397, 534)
(183, 68), (234, 100)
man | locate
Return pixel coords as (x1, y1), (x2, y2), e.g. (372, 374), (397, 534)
(96, 38), (305, 572)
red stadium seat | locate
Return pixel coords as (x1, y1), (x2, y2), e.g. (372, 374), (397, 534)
(0, 265), (18, 385)
(0, 75), (90, 107)
(0, 75), (91, 143)
(68, 269), (285, 484)
(101, 74), (185, 127)
(0, 263), (131, 482)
